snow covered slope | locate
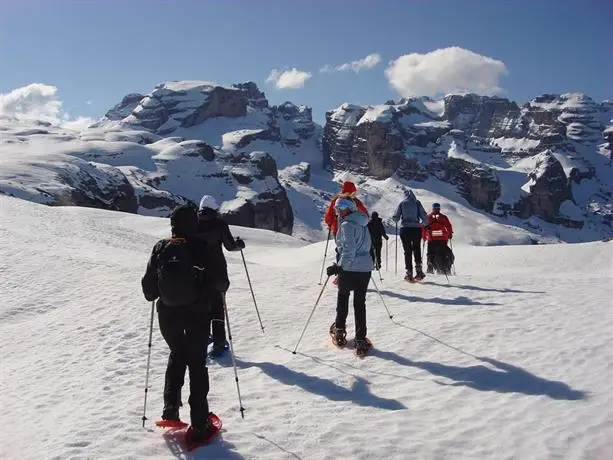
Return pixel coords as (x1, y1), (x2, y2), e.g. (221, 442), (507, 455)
(0, 81), (322, 235)
(1, 195), (612, 459)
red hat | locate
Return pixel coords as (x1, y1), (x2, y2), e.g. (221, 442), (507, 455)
(341, 181), (357, 194)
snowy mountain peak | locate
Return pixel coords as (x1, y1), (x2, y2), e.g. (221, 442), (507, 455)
(324, 92), (613, 239)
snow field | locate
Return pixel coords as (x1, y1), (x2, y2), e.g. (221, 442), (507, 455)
(1, 195), (612, 459)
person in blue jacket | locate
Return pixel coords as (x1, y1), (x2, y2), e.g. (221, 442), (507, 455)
(392, 189), (429, 282)
(326, 198), (373, 355)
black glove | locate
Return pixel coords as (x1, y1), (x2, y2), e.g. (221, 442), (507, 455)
(235, 237), (245, 250)
(384, 235), (389, 240)
(326, 264), (342, 277)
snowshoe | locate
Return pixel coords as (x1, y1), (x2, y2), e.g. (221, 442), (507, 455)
(155, 419), (188, 429)
(404, 274), (415, 283)
(329, 323), (347, 347)
(354, 338), (373, 357)
(414, 270), (425, 281)
(184, 413), (223, 451)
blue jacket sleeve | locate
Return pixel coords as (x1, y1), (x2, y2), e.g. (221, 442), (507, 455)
(337, 224), (357, 270)
(418, 202), (429, 224)
(392, 203), (402, 222)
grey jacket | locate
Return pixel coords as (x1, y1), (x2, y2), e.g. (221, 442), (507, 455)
(392, 190), (428, 228)
(336, 211), (373, 272)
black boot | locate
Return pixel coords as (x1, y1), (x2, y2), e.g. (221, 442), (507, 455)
(189, 414), (216, 443)
(329, 322), (347, 347)
(162, 405), (180, 421)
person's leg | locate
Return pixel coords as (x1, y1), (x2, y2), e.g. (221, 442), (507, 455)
(210, 291), (226, 347)
(334, 273), (351, 330)
(184, 307), (211, 430)
(352, 272), (370, 341)
(411, 228), (423, 267)
(409, 228), (425, 278)
(157, 306), (187, 420)
(374, 240), (383, 268)
(426, 241), (434, 273)
(399, 228), (413, 276)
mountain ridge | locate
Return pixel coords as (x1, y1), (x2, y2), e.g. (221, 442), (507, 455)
(1, 80), (611, 243)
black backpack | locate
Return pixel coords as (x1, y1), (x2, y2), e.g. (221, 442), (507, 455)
(156, 237), (204, 307)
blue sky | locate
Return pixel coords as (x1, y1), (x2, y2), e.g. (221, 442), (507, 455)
(0, 0), (611, 124)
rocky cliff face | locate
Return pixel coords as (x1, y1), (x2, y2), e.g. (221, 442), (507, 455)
(0, 81), (322, 235)
(324, 93), (613, 232)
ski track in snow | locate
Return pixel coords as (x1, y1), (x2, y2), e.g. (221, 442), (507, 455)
(1, 196), (612, 460)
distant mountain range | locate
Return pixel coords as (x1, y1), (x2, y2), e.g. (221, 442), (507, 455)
(1, 80), (611, 243)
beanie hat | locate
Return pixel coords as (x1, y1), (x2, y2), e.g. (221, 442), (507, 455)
(170, 205), (198, 237)
(432, 203), (441, 209)
(199, 194), (220, 211)
(341, 181), (357, 194)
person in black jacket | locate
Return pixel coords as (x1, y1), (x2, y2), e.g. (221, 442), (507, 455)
(367, 212), (389, 270)
(195, 195), (245, 357)
(141, 204), (215, 443)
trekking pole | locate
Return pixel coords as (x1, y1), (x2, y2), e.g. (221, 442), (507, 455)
(318, 228), (331, 285)
(141, 300), (155, 428)
(394, 222), (398, 275)
(450, 239), (457, 275)
(370, 276), (394, 321)
(222, 293), (246, 419)
(240, 248), (264, 334)
(292, 276), (330, 354)
(385, 239), (388, 272)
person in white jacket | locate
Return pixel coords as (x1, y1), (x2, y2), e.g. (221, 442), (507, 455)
(326, 198), (373, 355)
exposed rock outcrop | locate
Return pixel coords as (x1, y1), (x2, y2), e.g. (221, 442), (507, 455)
(323, 92), (613, 230)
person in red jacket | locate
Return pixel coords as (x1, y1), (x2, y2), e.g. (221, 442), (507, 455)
(324, 181), (369, 236)
(422, 203), (454, 274)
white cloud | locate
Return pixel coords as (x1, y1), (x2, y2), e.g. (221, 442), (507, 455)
(265, 68), (312, 89)
(384, 47), (508, 97)
(321, 53), (382, 73)
(0, 83), (94, 130)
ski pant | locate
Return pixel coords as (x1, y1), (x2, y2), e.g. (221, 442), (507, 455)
(370, 237), (383, 268)
(209, 291), (226, 346)
(157, 304), (210, 429)
(335, 271), (370, 341)
(427, 240), (447, 270)
(400, 227), (423, 273)
(427, 240), (451, 273)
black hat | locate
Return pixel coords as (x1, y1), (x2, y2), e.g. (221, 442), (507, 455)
(170, 205), (198, 237)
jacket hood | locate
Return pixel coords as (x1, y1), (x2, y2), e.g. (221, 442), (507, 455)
(403, 189), (417, 202)
(170, 205), (198, 237)
(341, 181), (357, 194)
(340, 211), (369, 227)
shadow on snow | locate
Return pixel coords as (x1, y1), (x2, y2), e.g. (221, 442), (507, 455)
(420, 281), (545, 294)
(235, 358), (406, 411)
(371, 349), (587, 401)
(374, 289), (501, 307)
(162, 428), (244, 459)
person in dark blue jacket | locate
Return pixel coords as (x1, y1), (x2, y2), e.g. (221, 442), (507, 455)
(392, 190), (429, 282)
